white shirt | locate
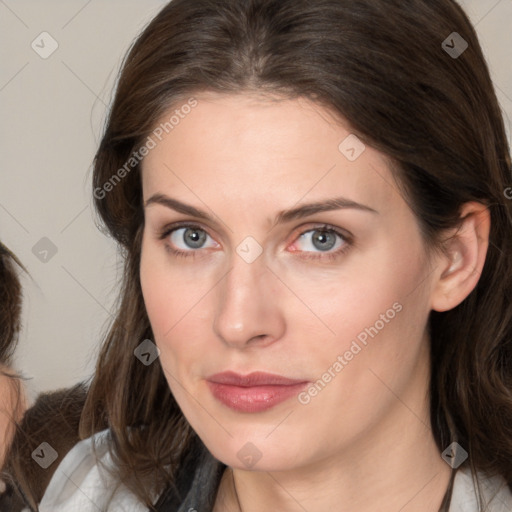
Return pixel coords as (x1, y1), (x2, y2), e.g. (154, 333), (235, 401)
(39, 430), (147, 512)
(39, 429), (512, 512)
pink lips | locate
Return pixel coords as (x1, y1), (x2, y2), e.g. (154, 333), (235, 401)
(206, 371), (309, 413)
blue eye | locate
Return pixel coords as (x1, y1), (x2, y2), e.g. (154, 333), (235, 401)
(158, 224), (217, 260)
(294, 228), (348, 258)
(170, 226), (214, 249)
(159, 224), (352, 260)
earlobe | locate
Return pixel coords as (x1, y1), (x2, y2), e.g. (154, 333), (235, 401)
(431, 202), (490, 312)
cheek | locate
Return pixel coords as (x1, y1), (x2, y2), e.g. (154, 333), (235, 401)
(289, 262), (432, 451)
(140, 257), (171, 336)
(139, 241), (211, 377)
(140, 233), (200, 333)
(311, 243), (432, 402)
(297, 231), (432, 394)
(294, 239), (428, 350)
(140, 240), (179, 352)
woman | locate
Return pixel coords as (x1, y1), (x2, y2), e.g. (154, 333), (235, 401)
(38, 0), (512, 511)
(0, 243), (27, 510)
(0, 243), (24, 463)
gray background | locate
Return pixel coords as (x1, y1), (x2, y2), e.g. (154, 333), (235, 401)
(0, 0), (511, 403)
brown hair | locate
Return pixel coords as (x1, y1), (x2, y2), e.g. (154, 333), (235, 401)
(0, 243), (26, 507)
(0, 242), (23, 366)
(81, 0), (512, 508)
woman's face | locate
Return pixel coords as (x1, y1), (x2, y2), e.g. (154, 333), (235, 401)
(140, 92), (439, 471)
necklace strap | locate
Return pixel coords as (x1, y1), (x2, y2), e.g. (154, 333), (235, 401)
(232, 468), (243, 512)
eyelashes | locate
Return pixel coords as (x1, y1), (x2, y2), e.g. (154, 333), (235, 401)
(157, 221), (353, 262)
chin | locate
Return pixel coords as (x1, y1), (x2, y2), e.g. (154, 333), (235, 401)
(201, 431), (309, 472)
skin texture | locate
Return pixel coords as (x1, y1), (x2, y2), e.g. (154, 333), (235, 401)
(139, 92), (490, 512)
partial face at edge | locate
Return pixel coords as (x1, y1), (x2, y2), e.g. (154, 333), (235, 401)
(139, 92), (437, 471)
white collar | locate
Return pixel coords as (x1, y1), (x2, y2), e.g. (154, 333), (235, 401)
(39, 430), (512, 512)
(449, 466), (512, 511)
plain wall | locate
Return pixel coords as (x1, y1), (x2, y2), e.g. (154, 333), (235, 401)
(1, 0), (511, 403)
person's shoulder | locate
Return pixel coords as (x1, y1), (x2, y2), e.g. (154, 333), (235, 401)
(450, 466), (512, 511)
(39, 429), (148, 512)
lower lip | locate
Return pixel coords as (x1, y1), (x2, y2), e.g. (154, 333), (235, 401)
(207, 381), (308, 413)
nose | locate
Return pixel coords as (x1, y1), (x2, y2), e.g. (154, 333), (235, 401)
(213, 254), (285, 349)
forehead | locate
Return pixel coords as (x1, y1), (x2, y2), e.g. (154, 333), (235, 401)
(141, 92), (402, 216)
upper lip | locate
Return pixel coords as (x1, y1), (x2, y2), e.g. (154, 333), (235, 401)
(207, 371), (308, 387)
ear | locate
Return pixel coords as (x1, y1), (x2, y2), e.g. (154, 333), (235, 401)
(430, 202), (490, 312)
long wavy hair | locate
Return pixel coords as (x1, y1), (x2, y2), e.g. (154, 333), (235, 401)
(81, 0), (512, 508)
(0, 242), (23, 366)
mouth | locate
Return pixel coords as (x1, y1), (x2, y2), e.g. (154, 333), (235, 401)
(206, 371), (309, 413)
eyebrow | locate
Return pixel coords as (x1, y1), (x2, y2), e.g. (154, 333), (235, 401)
(144, 193), (378, 224)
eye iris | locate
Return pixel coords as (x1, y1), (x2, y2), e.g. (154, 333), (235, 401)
(312, 230), (336, 251)
(183, 228), (206, 249)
